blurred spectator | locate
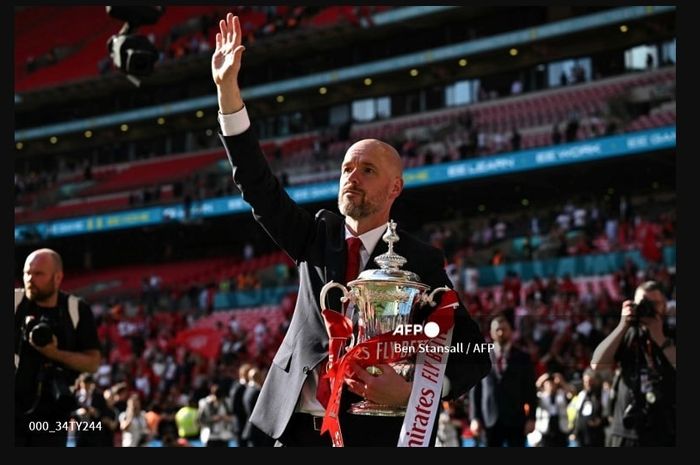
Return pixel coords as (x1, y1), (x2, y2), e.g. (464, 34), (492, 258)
(568, 368), (608, 446)
(565, 114), (580, 143)
(511, 79), (523, 95)
(436, 401), (462, 447)
(551, 123), (562, 145)
(243, 242), (255, 261)
(241, 367), (274, 446)
(510, 127), (522, 151)
(197, 384), (234, 447)
(229, 363), (253, 446)
(73, 373), (111, 446)
(533, 372), (571, 447)
(560, 70), (568, 86)
(469, 313), (537, 447)
(119, 394), (151, 447)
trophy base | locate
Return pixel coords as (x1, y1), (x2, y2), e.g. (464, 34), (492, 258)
(348, 400), (406, 417)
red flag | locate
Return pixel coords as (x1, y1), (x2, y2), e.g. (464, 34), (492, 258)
(173, 327), (222, 360)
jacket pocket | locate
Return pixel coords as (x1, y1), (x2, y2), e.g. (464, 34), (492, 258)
(271, 340), (293, 372)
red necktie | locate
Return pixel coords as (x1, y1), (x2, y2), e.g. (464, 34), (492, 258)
(316, 236), (363, 408)
(344, 236), (362, 284)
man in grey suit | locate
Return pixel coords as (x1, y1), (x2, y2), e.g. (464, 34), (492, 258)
(212, 12), (491, 446)
(469, 313), (537, 446)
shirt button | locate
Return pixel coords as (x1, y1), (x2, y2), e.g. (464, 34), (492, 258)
(303, 366), (310, 374)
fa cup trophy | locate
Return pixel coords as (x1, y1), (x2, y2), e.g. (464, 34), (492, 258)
(320, 220), (448, 416)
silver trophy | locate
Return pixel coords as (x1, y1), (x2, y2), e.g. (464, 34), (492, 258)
(320, 220), (448, 416)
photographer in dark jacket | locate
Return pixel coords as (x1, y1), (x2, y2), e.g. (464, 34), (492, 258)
(14, 248), (101, 447)
(590, 281), (675, 446)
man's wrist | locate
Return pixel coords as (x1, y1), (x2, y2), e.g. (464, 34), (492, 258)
(39, 345), (61, 363)
(217, 87), (244, 114)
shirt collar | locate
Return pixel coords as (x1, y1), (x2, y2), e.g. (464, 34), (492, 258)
(345, 223), (387, 255)
(494, 342), (512, 357)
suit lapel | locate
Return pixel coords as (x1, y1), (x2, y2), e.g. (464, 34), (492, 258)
(321, 221), (348, 314)
(366, 235), (387, 271)
(325, 228), (346, 286)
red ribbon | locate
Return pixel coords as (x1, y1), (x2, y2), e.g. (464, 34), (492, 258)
(319, 290), (458, 446)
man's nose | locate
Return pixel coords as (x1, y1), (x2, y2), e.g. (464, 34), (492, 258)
(347, 168), (362, 184)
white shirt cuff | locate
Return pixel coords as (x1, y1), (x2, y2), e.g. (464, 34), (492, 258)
(218, 106), (251, 136)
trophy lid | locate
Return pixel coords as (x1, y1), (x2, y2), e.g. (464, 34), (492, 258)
(348, 219), (428, 289)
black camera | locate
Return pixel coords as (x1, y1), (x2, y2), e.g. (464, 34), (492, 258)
(633, 297), (657, 320)
(107, 34), (159, 77)
(23, 316), (54, 347)
(106, 6), (164, 82)
(622, 400), (649, 430)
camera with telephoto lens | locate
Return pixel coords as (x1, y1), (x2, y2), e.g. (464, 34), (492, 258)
(23, 316), (54, 347)
(632, 297), (657, 322)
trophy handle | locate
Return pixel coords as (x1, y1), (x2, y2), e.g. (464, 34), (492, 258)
(320, 281), (352, 313)
(420, 286), (452, 307)
(320, 281), (355, 348)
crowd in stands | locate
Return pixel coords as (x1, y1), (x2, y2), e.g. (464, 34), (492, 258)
(14, 64), (676, 226)
(420, 190), (675, 270)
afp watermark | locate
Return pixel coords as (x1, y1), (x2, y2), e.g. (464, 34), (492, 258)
(392, 323), (494, 354)
(392, 322), (441, 338)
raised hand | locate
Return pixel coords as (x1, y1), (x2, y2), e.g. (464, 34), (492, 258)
(212, 13), (246, 108)
(619, 300), (636, 327)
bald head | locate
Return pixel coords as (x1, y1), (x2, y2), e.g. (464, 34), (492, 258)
(25, 248), (63, 273)
(345, 139), (403, 178)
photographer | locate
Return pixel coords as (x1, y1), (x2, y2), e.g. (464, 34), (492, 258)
(590, 281), (675, 446)
(14, 248), (101, 447)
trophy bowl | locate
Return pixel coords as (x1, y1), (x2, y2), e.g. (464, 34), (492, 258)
(319, 220), (448, 417)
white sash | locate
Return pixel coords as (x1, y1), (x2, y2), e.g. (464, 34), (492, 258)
(398, 320), (455, 446)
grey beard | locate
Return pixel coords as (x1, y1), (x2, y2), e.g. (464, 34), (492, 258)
(28, 288), (56, 304)
(338, 197), (374, 219)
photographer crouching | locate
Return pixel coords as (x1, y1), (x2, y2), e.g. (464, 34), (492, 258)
(590, 281), (675, 446)
(14, 248), (101, 446)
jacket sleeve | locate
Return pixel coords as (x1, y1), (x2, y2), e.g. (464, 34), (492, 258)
(219, 129), (317, 263)
(445, 304), (492, 399)
(522, 352), (538, 421)
(469, 382), (483, 422)
(422, 248), (491, 400)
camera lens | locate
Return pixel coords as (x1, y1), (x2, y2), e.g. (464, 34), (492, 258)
(29, 322), (53, 347)
(635, 298), (656, 318)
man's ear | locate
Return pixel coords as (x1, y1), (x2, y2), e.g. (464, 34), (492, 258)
(54, 271), (64, 289)
(390, 177), (404, 199)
